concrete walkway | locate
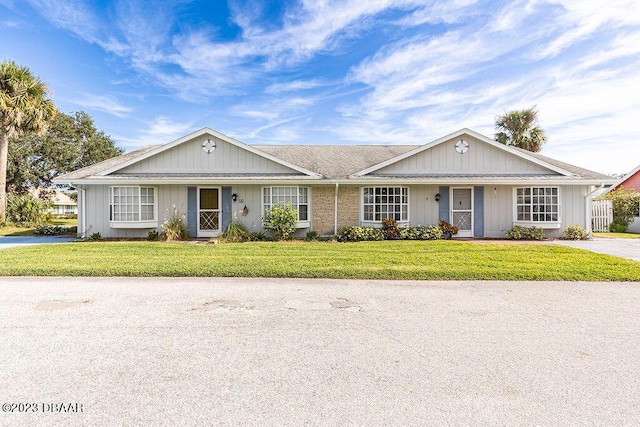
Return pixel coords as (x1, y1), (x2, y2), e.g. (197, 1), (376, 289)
(0, 235), (76, 249)
(547, 237), (640, 262)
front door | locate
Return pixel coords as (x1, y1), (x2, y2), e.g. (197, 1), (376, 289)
(198, 188), (220, 237)
(451, 187), (473, 238)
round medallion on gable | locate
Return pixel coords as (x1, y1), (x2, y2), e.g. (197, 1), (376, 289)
(455, 139), (469, 154)
(202, 138), (217, 154)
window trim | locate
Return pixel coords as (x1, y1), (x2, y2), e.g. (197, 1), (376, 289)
(262, 186), (311, 229)
(360, 186), (410, 225)
(513, 186), (561, 228)
(109, 185), (158, 229)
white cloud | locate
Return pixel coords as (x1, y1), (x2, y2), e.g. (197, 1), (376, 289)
(70, 93), (134, 118)
(264, 79), (326, 94)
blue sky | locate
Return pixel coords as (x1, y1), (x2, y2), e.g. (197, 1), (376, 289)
(1, 0), (639, 175)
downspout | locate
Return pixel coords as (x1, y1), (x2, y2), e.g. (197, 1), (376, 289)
(334, 182), (339, 235)
(71, 184), (86, 238)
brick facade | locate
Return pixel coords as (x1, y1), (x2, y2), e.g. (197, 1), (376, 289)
(312, 186), (360, 234)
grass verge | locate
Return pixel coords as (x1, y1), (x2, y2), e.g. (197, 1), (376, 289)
(593, 232), (640, 239)
(0, 240), (639, 280)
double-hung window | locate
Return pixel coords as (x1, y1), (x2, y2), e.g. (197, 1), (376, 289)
(363, 187), (409, 222)
(262, 187), (310, 226)
(109, 186), (157, 228)
(515, 187), (560, 223)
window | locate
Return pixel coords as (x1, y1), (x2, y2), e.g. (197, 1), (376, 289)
(516, 187), (559, 222)
(262, 187), (309, 222)
(363, 187), (409, 222)
(110, 186), (156, 223)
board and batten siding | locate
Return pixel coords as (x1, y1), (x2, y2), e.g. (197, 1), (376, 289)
(374, 136), (556, 176)
(84, 184), (315, 238)
(83, 184), (188, 238)
(482, 185), (588, 238)
(117, 135), (298, 175)
(406, 184), (588, 238)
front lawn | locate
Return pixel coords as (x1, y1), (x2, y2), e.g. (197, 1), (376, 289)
(0, 240), (639, 280)
(0, 218), (77, 236)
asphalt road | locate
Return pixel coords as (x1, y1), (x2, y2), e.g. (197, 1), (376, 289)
(1, 277), (639, 426)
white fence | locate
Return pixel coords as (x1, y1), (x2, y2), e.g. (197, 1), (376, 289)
(591, 199), (613, 232)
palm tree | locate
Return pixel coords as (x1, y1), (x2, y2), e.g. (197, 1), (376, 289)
(0, 61), (56, 222)
(495, 107), (547, 152)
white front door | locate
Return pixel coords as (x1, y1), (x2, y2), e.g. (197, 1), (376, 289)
(198, 188), (221, 237)
(451, 187), (473, 238)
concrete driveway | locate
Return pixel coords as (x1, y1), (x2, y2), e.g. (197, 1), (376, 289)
(548, 237), (640, 262)
(0, 236), (76, 249)
(1, 277), (639, 426)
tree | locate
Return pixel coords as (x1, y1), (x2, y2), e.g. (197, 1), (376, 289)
(495, 106), (547, 152)
(6, 111), (123, 194)
(0, 61), (56, 222)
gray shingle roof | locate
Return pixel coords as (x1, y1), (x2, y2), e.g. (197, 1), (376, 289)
(254, 145), (417, 178)
(510, 146), (609, 180)
(56, 145), (161, 181)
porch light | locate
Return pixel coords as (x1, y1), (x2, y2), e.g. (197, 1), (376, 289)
(435, 193), (441, 202)
(232, 193), (238, 202)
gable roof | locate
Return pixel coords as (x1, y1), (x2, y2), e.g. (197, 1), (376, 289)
(351, 128), (576, 177)
(54, 127), (611, 184)
(97, 127), (321, 178)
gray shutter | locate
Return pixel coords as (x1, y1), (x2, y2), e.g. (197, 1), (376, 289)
(222, 186), (232, 231)
(187, 186), (197, 237)
(439, 186), (450, 222)
(474, 186), (484, 238)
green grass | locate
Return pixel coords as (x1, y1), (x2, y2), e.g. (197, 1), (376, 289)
(0, 218), (77, 236)
(593, 232), (640, 239)
(0, 240), (639, 280)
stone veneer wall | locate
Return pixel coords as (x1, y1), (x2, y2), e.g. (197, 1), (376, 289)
(312, 186), (360, 234)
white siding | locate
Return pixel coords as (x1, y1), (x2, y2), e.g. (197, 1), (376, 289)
(375, 136), (557, 176)
(225, 184), (266, 232)
(118, 135), (298, 175)
(406, 185), (441, 226)
(84, 184), (188, 238)
(402, 184), (589, 238)
(483, 185), (514, 238)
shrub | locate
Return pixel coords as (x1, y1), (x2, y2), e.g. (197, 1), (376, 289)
(399, 225), (443, 240)
(505, 225), (545, 240)
(439, 220), (459, 239)
(263, 202), (297, 240)
(609, 220), (628, 233)
(147, 230), (159, 241)
(5, 193), (52, 225)
(34, 225), (77, 235)
(338, 226), (384, 242)
(161, 205), (189, 241)
(305, 230), (319, 241)
(89, 232), (102, 240)
(221, 220), (251, 243)
(250, 231), (268, 241)
(603, 186), (640, 228)
(563, 225), (589, 240)
(381, 218), (400, 240)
